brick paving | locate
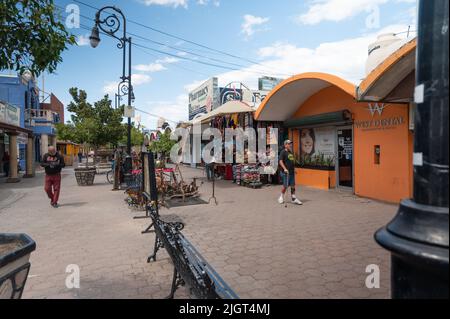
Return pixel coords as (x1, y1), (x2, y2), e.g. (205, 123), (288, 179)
(0, 166), (396, 299)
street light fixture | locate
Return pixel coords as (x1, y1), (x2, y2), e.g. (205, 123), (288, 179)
(89, 25), (101, 48)
(88, 6), (133, 158)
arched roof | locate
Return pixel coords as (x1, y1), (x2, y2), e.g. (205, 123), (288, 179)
(254, 72), (356, 122)
(357, 38), (417, 103)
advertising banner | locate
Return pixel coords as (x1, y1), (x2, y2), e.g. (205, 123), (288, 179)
(188, 78), (219, 120)
(0, 101), (21, 127)
(299, 127), (336, 159)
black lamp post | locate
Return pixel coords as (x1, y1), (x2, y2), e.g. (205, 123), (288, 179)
(375, 0), (449, 298)
(89, 6), (133, 157)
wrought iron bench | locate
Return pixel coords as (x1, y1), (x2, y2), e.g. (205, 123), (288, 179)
(147, 203), (239, 299)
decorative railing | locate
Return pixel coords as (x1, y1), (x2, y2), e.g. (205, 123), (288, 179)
(25, 109), (59, 126)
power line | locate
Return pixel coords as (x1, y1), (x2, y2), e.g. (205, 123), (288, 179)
(60, 4), (289, 77)
(77, 23), (287, 77)
(72, 0), (278, 70)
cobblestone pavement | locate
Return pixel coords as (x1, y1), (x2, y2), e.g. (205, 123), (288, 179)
(0, 166), (396, 299)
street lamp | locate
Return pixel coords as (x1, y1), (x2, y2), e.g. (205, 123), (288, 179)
(375, 0), (449, 298)
(89, 6), (133, 158)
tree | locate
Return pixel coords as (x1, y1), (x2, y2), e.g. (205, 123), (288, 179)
(149, 131), (177, 159)
(58, 88), (125, 159)
(120, 124), (145, 148)
(0, 0), (76, 76)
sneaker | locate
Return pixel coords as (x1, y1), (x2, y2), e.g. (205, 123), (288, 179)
(52, 203), (59, 208)
(291, 196), (303, 205)
(278, 195), (284, 204)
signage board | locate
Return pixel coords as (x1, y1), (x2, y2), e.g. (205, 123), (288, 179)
(188, 78), (219, 120)
(0, 101), (21, 127)
(258, 76), (283, 91)
(124, 105), (135, 118)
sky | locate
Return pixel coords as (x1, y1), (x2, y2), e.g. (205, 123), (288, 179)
(41, 0), (418, 129)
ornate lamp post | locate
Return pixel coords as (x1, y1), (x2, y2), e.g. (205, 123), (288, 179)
(375, 0), (449, 298)
(89, 6), (133, 158)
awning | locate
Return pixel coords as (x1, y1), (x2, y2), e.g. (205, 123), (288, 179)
(191, 100), (254, 125)
(284, 110), (352, 128)
(357, 38), (417, 103)
(254, 72), (356, 122)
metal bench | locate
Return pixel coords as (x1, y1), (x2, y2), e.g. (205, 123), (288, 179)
(147, 204), (239, 299)
(141, 152), (238, 299)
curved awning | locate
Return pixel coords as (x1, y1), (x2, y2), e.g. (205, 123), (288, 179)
(191, 100), (254, 125)
(254, 72), (356, 122)
(357, 38), (417, 103)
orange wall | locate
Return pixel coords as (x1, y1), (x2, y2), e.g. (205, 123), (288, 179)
(292, 86), (413, 203)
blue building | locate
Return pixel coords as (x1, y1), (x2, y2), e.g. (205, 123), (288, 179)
(0, 73), (59, 179)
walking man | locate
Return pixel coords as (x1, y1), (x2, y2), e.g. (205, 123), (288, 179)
(278, 140), (303, 205)
(41, 146), (65, 208)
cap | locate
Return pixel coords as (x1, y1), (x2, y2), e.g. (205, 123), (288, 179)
(284, 140), (293, 145)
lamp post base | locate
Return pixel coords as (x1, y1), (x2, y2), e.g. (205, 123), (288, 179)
(375, 199), (449, 299)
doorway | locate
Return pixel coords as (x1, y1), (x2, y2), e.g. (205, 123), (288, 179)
(337, 127), (353, 188)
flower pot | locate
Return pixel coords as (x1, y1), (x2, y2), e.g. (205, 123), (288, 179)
(0, 233), (36, 299)
(74, 167), (96, 186)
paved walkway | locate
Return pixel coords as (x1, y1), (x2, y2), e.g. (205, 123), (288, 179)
(0, 166), (397, 299)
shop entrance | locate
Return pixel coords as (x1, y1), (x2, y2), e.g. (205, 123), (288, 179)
(337, 127), (353, 188)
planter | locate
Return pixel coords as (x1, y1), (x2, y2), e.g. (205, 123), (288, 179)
(74, 167), (96, 186)
(295, 167), (336, 190)
(0, 233), (36, 299)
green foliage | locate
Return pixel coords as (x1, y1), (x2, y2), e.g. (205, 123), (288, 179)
(58, 88), (125, 148)
(295, 152), (335, 169)
(120, 124), (145, 147)
(55, 122), (76, 141)
(0, 0), (76, 76)
(149, 131), (176, 156)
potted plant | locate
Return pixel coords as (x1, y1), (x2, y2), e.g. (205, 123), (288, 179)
(0, 233), (36, 299)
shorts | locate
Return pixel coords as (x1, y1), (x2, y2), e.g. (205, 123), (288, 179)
(281, 171), (295, 187)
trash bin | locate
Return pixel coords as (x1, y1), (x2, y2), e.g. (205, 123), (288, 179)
(0, 234), (36, 299)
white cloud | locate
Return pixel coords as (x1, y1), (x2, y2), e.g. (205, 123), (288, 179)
(141, 94), (189, 128)
(132, 56), (179, 73)
(103, 74), (152, 95)
(241, 14), (270, 38)
(141, 0), (219, 8)
(76, 34), (90, 46)
(297, 0), (389, 25)
(197, 0), (220, 6)
(141, 0), (188, 8)
(133, 63), (167, 72)
(139, 21), (414, 129)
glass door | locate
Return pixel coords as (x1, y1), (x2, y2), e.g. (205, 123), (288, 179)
(337, 128), (353, 188)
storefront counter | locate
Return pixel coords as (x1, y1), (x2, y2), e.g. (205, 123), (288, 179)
(295, 167), (336, 190)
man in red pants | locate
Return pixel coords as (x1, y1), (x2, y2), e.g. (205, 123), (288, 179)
(41, 146), (65, 208)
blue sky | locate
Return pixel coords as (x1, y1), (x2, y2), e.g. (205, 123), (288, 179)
(42, 0), (417, 129)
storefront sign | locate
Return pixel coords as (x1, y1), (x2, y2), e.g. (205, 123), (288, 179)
(188, 78), (219, 120)
(0, 101), (21, 127)
(355, 104), (406, 131)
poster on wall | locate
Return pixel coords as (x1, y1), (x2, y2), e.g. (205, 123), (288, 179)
(299, 127), (336, 166)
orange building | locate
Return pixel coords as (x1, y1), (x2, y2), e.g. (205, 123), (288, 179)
(255, 38), (416, 203)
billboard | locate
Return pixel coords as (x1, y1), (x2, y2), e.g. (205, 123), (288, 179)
(188, 77), (219, 120)
(258, 76), (283, 91)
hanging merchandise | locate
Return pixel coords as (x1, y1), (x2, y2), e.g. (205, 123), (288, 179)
(241, 165), (262, 189)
